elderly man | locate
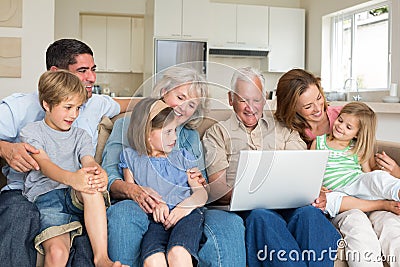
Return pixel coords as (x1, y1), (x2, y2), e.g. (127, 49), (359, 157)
(202, 66), (340, 267)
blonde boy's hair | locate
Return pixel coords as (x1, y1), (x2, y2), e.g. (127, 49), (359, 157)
(38, 70), (87, 110)
(340, 102), (376, 164)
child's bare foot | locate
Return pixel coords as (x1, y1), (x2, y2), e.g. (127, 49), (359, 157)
(383, 200), (400, 215)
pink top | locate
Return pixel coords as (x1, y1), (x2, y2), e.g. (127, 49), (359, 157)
(304, 105), (342, 140)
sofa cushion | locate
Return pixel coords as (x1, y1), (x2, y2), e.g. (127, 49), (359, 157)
(94, 116), (114, 164)
(377, 140), (400, 163)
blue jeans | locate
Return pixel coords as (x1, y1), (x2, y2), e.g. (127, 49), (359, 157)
(107, 200), (246, 267)
(142, 208), (204, 262)
(243, 206), (340, 267)
(0, 190), (94, 267)
(0, 190), (39, 267)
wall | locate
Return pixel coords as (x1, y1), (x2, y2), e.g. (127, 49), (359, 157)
(0, 0), (54, 99)
(376, 114), (400, 142)
(300, 0), (400, 88)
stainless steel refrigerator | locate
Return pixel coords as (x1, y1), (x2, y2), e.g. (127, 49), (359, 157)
(155, 39), (207, 75)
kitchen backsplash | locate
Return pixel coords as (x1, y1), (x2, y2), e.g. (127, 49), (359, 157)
(95, 72), (143, 97)
(207, 56), (284, 99)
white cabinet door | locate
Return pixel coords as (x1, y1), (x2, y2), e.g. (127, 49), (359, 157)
(131, 17), (144, 73)
(236, 5), (269, 49)
(154, 0), (182, 37)
(81, 15), (107, 71)
(107, 17), (131, 72)
(268, 7), (305, 72)
(209, 3), (236, 47)
(182, 0), (210, 39)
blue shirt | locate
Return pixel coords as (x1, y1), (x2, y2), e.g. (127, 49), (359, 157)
(119, 147), (195, 208)
(102, 115), (207, 192)
(0, 92), (120, 191)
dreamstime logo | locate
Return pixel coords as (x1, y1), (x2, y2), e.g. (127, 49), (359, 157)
(256, 239), (398, 263)
(336, 238), (398, 263)
(256, 245), (338, 262)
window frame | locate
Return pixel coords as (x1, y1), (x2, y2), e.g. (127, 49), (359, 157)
(324, 1), (391, 92)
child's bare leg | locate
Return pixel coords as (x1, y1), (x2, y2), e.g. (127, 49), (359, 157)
(167, 246), (192, 267)
(340, 196), (400, 215)
(42, 233), (70, 267)
(143, 252), (167, 267)
(77, 191), (128, 267)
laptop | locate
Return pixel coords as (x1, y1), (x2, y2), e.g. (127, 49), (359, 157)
(208, 150), (329, 211)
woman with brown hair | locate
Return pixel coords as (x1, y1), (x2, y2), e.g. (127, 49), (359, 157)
(274, 68), (400, 267)
(275, 68), (342, 148)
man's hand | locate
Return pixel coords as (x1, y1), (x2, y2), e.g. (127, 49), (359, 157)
(0, 141), (40, 172)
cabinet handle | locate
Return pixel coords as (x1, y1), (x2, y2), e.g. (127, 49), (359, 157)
(182, 34), (192, 37)
(237, 42), (246, 45)
(226, 41), (236, 44)
(171, 34), (181, 36)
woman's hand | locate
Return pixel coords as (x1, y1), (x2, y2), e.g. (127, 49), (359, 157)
(164, 206), (192, 230)
(312, 187), (329, 211)
(132, 185), (162, 213)
(375, 151), (400, 178)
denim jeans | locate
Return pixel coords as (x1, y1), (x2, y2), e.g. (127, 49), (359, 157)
(0, 190), (39, 267)
(243, 206), (341, 267)
(107, 200), (246, 267)
(141, 208), (204, 262)
(0, 190), (94, 267)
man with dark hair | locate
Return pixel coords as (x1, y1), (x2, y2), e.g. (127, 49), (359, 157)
(0, 38), (127, 266)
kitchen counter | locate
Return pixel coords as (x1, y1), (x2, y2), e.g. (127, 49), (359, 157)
(329, 101), (400, 114)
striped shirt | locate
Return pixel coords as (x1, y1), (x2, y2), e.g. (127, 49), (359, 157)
(316, 134), (362, 189)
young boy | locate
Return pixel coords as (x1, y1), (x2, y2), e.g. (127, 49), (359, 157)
(19, 70), (127, 267)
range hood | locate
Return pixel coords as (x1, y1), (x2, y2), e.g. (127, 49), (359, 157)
(209, 46), (269, 58)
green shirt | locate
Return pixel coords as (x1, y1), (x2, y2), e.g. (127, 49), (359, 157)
(316, 134), (363, 190)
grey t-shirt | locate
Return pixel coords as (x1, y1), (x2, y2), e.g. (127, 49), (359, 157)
(20, 120), (94, 202)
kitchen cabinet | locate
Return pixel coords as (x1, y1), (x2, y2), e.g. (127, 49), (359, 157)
(106, 17), (131, 72)
(81, 15), (107, 70)
(267, 7), (305, 72)
(153, 0), (209, 39)
(81, 15), (144, 73)
(209, 3), (269, 49)
(131, 17), (144, 73)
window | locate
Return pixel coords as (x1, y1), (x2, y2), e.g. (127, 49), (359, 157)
(324, 2), (390, 91)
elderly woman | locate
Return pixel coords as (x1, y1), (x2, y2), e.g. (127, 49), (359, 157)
(274, 68), (400, 267)
(102, 66), (245, 267)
